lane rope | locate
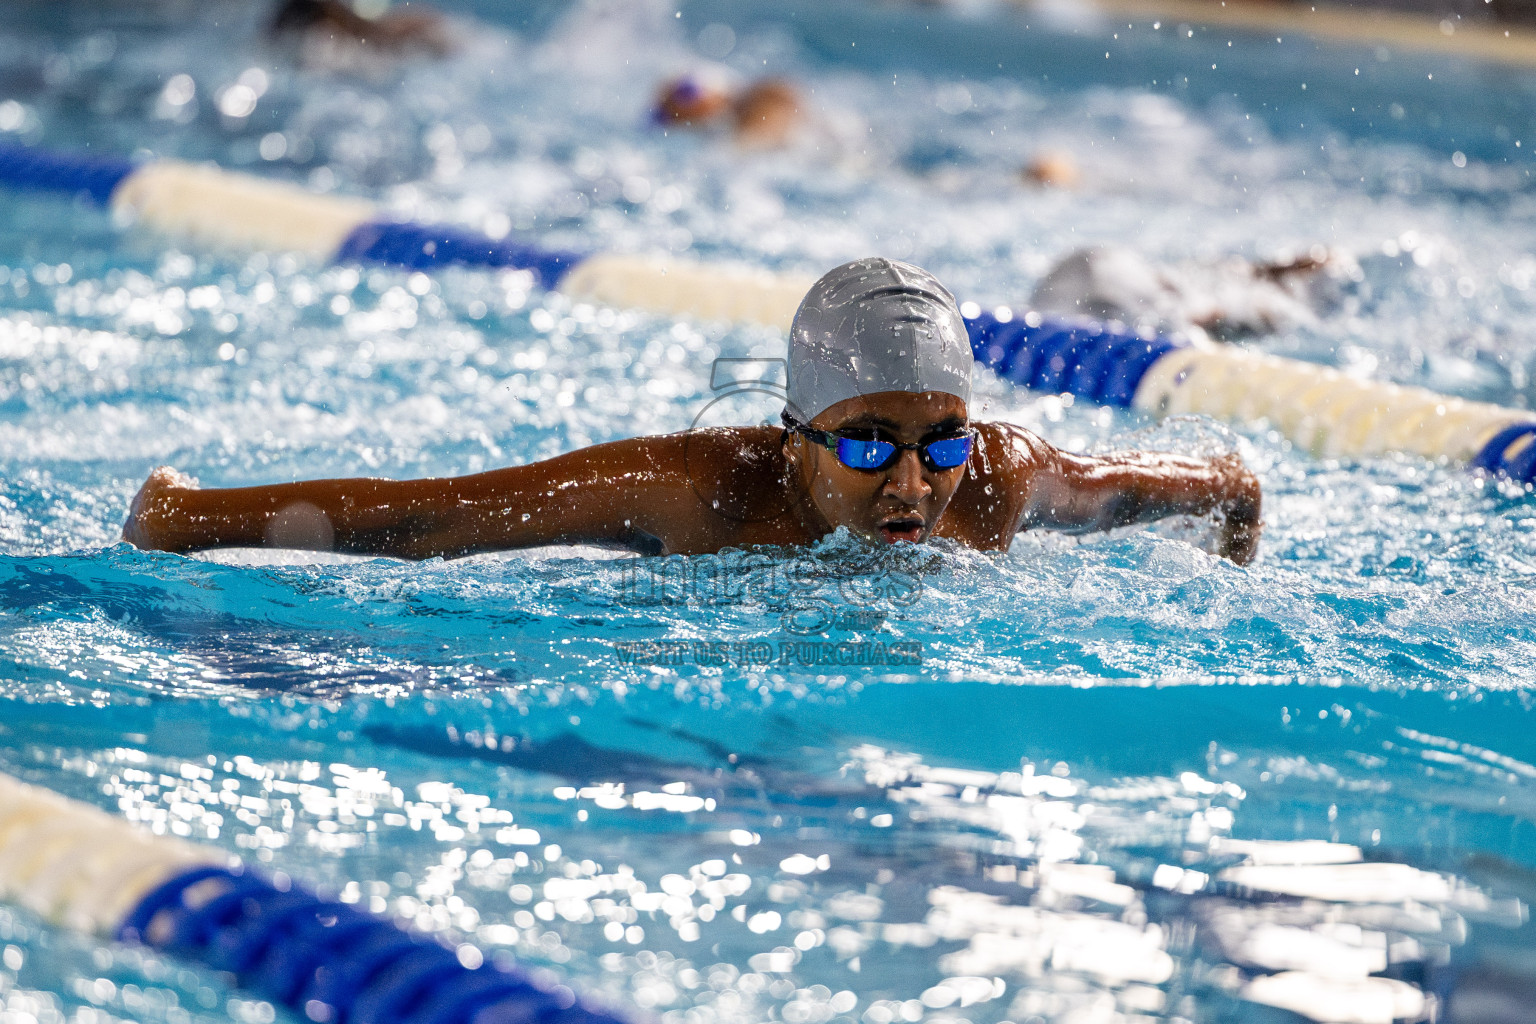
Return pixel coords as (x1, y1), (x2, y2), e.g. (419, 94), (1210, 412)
(0, 771), (639, 1024)
(1, 143), (1533, 483)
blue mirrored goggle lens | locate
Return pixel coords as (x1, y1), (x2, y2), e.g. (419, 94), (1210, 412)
(830, 434), (972, 471)
(924, 435), (972, 468)
(835, 437), (897, 470)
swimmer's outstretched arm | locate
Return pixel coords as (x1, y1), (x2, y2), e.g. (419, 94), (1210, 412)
(1016, 437), (1262, 564)
(123, 435), (731, 559)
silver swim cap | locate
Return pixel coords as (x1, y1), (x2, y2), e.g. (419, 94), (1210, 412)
(785, 257), (973, 423)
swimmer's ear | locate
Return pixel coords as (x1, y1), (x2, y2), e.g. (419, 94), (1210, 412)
(780, 428), (805, 469)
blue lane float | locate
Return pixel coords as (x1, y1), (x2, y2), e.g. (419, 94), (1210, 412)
(333, 220), (583, 290)
(963, 312), (1181, 409)
(1469, 421), (1536, 482)
(1, 140), (1534, 484)
(122, 865), (622, 1024)
(0, 144), (138, 207)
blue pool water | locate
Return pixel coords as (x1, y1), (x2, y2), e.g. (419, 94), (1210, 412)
(1, 1), (1536, 1022)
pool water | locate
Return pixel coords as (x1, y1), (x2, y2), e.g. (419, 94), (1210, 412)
(1, 1), (1535, 1022)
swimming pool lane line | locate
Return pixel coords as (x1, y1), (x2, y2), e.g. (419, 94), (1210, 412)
(1078, 0), (1536, 68)
(3, 142), (1535, 485)
(0, 771), (641, 1024)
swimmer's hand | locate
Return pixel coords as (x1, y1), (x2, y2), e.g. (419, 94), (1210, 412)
(123, 466), (199, 552)
(1212, 453), (1261, 566)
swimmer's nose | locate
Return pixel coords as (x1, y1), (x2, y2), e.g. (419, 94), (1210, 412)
(883, 449), (930, 503)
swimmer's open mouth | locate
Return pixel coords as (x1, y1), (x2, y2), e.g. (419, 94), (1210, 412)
(878, 515), (925, 545)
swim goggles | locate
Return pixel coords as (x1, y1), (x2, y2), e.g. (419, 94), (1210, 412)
(784, 415), (973, 472)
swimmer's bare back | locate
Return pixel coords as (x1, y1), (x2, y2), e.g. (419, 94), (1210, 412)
(123, 424), (1261, 563)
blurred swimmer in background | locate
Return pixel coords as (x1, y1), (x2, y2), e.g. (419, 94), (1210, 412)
(650, 70), (871, 168)
(124, 258), (1261, 564)
(652, 71), (808, 149)
(1021, 150), (1081, 189)
(1028, 244), (1361, 341)
(269, 0), (456, 69)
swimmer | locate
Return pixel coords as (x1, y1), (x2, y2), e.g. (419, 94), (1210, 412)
(1029, 244), (1359, 341)
(123, 259), (1261, 564)
(269, 0), (455, 62)
(1022, 151), (1081, 189)
(653, 74), (805, 149)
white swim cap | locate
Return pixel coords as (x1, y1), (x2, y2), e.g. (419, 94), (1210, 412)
(785, 257), (973, 423)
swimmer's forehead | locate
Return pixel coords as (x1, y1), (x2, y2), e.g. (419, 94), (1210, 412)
(831, 411), (968, 432)
(818, 391), (969, 434)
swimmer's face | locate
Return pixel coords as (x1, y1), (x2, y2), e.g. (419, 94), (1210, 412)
(789, 391), (970, 546)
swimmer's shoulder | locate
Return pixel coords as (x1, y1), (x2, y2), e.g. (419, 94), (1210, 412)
(670, 426), (790, 510)
(598, 427), (800, 554)
(970, 421), (1056, 476)
(571, 427), (782, 497)
(660, 426), (783, 473)
(937, 422), (1055, 549)
(507, 428), (790, 557)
